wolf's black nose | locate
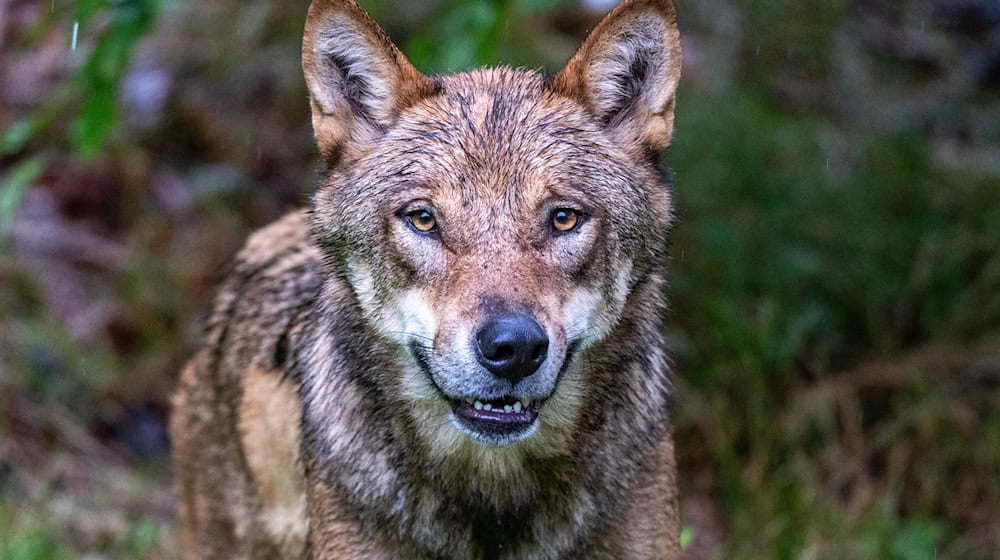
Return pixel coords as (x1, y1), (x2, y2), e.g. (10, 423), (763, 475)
(475, 313), (549, 385)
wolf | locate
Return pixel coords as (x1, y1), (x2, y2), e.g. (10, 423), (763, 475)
(169, 0), (683, 557)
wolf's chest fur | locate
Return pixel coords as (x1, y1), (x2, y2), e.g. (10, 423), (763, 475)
(170, 0), (683, 558)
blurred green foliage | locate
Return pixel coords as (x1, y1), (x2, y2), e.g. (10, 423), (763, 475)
(1, 0), (164, 252)
(662, 2), (1000, 551)
(670, 92), (999, 556)
(672, 96), (1000, 375)
(2, 0), (162, 158)
(402, 0), (574, 72)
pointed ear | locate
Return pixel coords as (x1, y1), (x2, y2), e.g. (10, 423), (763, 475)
(302, 0), (436, 158)
(551, 0), (682, 156)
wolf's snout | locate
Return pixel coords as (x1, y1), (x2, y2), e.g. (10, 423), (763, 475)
(475, 313), (548, 385)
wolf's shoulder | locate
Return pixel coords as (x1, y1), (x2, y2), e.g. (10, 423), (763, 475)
(234, 210), (317, 269)
(218, 210), (324, 306)
(200, 210), (325, 372)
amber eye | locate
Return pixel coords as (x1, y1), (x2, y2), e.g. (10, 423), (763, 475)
(551, 208), (580, 233)
(407, 209), (437, 233)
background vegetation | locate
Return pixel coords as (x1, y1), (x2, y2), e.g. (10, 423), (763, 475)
(1, 0), (998, 558)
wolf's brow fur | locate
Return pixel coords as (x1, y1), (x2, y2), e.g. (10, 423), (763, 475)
(171, 0), (683, 558)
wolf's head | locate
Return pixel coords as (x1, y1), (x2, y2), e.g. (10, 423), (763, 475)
(304, 0), (680, 458)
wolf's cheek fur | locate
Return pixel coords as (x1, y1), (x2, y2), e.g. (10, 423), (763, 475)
(343, 252), (439, 344)
(560, 263), (633, 350)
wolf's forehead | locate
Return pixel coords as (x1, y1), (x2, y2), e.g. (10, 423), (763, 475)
(385, 67), (605, 196)
(398, 68), (593, 152)
(437, 67), (548, 111)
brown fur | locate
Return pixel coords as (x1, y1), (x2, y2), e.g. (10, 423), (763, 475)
(171, 0), (683, 558)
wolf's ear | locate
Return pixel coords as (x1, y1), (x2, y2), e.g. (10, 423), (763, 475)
(302, 0), (436, 158)
(551, 0), (681, 156)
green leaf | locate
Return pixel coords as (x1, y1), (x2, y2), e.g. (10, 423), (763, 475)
(68, 0), (162, 159)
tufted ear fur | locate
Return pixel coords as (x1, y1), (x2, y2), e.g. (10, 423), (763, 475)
(551, 0), (682, 156)
(302, 0), (436, 159)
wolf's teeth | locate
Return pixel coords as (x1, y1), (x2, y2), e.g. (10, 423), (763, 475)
(472, 399), (532, 413)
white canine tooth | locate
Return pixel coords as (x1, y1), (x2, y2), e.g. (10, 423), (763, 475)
(521, 399), (531, 408)
(483, 404), (492, 411)
(474, 400), (483, 410)
(465, 398), (474, 405)
(513, 402), (522, 413)
(503, 405), (513, 413)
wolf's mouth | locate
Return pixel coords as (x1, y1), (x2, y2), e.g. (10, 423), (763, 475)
(449, 396), (541, 434)
(409, 342), (547, 444)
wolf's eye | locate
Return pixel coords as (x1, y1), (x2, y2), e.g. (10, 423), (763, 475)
(407, 209), (437, 233)
(551, 208), (580, 233)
